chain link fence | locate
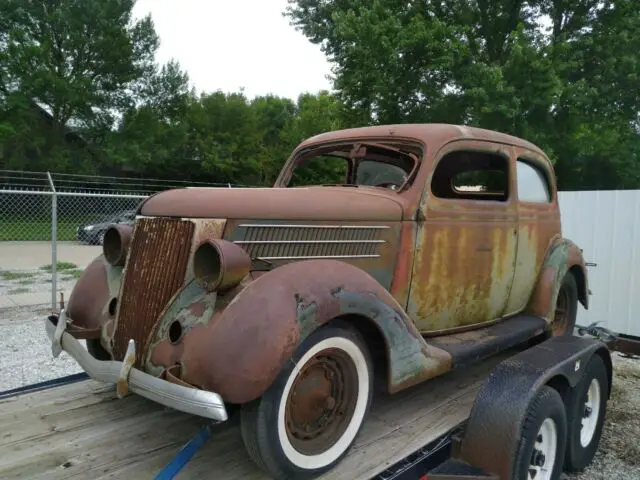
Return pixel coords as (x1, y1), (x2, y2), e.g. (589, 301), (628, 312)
(0, 170), (248, 390)
(0, 170), (246, 311)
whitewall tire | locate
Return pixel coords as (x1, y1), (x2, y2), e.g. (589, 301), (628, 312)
(241, 321), (373, 479)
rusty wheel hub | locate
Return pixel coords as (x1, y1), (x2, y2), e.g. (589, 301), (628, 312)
(284, 348), (358, 455)
(552, 287), (569, 336)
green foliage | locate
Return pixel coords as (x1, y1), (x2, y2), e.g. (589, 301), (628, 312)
(1, 0), (638, 191)
(285, 0), (640, 190)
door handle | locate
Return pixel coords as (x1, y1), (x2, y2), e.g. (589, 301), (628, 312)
(476, 245), (492, 252)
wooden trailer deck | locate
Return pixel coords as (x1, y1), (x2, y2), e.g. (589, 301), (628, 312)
(0, 353), (513, 480)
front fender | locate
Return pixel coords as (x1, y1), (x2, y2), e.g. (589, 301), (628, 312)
(66, 254), (123, 339)
(148, 259), (452, 404)
(526, 236), (589, 321)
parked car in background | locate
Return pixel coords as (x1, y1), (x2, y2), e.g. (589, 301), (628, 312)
(76, 210), (136, 245)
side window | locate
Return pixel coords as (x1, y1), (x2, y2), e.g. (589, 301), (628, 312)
(431, 150), (510, 202)
(289, 155), (349, 187)
(516, 159), (551, 203)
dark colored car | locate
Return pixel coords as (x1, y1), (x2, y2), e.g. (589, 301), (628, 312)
(76, 210), (136, 245)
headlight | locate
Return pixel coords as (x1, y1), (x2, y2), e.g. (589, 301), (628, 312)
(103, 224), (133, 266)
(84, 225), (94, 231)
(193, 239), (251, 292)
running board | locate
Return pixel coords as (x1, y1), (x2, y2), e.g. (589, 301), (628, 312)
(426, 315), (548, 368)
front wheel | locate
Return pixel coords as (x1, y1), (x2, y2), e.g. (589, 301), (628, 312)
(240, 322), (373, 479)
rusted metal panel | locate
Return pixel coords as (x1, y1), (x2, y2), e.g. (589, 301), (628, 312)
(138, 186), (404, 221)
(234, 224), (388, 260)
(147, 259), (452, 404)
(225, 219), (402, 292)
(111, 217), (195, 364)
(525, 236), (587, 321)
(408, 140), (519, 333)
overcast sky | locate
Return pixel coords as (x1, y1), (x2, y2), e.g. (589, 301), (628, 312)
(132, 0), (333, 100)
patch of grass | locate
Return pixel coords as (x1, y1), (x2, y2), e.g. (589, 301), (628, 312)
(62, 269), (83, 281)
(40, 261), (78, 272)
(8, 287), (29, 295)
(0, 271), (35, 281)
(0, 215), (96, 242)
(18, 279), (36, 285)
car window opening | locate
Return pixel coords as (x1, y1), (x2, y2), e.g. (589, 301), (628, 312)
(286, 141), (420, 192)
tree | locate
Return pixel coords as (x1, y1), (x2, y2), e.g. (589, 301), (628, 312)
(285, 0), (640, 190)
(0, 0), (160, 171)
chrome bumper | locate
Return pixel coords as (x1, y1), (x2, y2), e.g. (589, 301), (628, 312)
(45, 311), (228, 422)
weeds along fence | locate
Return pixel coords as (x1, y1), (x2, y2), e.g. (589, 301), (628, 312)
(0, 170), (247, 310)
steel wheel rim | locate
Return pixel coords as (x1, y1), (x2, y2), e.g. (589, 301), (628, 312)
(580, 378), (602, 447)
(552, 287), (570, 335)
(284, 347), (359, 456)
(528, 417), (558, 480)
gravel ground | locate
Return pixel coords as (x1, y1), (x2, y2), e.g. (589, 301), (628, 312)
(0, 307), (638, 478)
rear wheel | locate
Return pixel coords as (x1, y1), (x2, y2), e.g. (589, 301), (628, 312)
(551, 273), (578, 336)
(241, 322), (373, 479)
(564, 354), (609, 472)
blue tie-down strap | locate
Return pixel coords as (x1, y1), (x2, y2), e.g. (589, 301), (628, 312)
(155, 425), (213, 480)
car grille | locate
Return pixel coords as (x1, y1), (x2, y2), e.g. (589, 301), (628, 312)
(111, 217), (195, 364)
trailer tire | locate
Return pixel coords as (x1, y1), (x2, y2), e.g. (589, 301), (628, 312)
(563, 354), (609, 473)
(513, 385), (567, 480)
(240, 321), (373, 480)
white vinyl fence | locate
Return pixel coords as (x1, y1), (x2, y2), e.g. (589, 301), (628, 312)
(559, 190), (640, 336)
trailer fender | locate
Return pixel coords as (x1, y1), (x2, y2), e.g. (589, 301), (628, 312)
(457, 335), (611, 480)
(526, 236), (589, 321)
(148, 259), (452, 404)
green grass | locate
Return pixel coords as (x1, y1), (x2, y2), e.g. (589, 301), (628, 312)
(1, 271), (35, 281)
(0, 216), (96, 241)
(40, 261), (78, 272)
(62, 269), (84, 280)
(18, 279), (36, 285)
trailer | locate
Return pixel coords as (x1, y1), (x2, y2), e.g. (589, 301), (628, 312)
(2, 323), (636, 480)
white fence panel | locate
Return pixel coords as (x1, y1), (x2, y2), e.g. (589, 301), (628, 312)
(558, 190), (640, 336)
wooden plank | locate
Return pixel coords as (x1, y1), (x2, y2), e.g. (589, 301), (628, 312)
(0, 353), (510, 480)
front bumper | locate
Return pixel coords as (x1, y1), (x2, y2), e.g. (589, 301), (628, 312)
(45, 311), (228, 422)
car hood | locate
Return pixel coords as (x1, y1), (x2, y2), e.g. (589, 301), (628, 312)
(138, 186), (404, 222)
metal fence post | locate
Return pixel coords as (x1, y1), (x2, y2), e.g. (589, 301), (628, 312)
(47, 172), (57, 310)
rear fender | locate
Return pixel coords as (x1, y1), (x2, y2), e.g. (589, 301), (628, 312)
(148, 259), (452, 404)
(526, 236), (589, 321)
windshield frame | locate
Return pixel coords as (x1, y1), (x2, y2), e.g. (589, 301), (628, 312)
(275, 139), (423, 193)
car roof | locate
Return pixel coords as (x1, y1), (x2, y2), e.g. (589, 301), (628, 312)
(297, 123), (546, 158)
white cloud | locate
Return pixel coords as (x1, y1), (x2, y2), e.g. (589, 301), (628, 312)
(132, 0), (333, 100)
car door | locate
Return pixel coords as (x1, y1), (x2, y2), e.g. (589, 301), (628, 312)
(407, 140), (519, 333)
(504, 150), (561, 314)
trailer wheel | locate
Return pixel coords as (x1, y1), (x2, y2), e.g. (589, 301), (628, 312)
(513, 385), (567, 480)
(563, 354), (609, 472)
(552, 273), (578, 336)
(240, 322), (373, 479)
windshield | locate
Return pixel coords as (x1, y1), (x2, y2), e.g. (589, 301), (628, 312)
(285, 141), (419, 191)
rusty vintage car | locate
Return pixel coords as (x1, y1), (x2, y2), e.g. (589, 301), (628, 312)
(45, 124), (589, 479)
